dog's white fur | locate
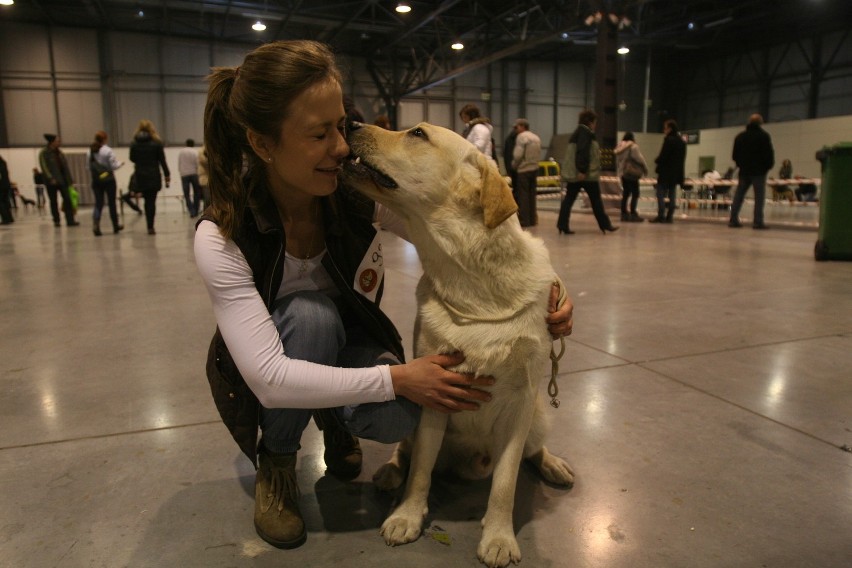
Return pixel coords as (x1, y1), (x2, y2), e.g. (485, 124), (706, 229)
(342, 123), (574, 568)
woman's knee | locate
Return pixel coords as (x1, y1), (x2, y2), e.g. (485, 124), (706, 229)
(271, 291), (345, 360)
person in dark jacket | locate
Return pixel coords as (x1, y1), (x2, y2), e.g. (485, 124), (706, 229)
(503, 127), (519, 202)
(38, 134), (79, 227)
(729, 113), (775, 229)
(129, 119), (170, 234)
(651, 119), (686, 223)
(0, 154), (14, 225)
(195, 40), (575, 551)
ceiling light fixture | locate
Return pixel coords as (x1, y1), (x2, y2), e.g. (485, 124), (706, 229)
(395, 3), (411, 13)
(252, 20), (266, 31)
(617, 46), (630, 55)
(0, 0), (16, 6)
(451, 41), (464, 50)
(134, 8), (144, 18)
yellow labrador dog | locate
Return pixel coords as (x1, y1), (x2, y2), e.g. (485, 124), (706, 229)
(342, 123), (574, 568)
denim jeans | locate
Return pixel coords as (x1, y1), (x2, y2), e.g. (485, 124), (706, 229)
(91, 178), (119, 229)
(180, 174), (201, 216)
(730, 174), (767, 226)
(259, 290), (420, 454)
(655, 182), (677, 220)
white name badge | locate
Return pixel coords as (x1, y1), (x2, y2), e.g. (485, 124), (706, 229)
(353, 226), (384, 302)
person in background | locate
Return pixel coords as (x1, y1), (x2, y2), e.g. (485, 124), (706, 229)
(178, 138), (202, 217)
(503, 126), (519, 200)
(87, 130), (124, 236)
(511, 118), (541, 227)
(458, 103), (497, 166)
(195, 39), (574, 551)
(197, 146), (210, 212)
(0, 154), (14, 225)
(729, 113), (774, 229)
(651, 119), (686, 224)
(130, 119), (170, 235)
(32, 168), (46, 209)
(773, 158), (795, 203)
(794, 175), (818, 203)
(614, 131), (649, 222)
(38, 134), (79, 227)
(557, 109), (619, 234)
(373, 114), (392, 130)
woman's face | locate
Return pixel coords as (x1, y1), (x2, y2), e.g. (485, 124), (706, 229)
(263, 79), (349, 201)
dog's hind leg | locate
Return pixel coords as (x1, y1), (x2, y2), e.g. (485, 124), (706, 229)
(523, 400), (574, 486)
(381, 409), (447, 546)
(372, 436), (411, 492)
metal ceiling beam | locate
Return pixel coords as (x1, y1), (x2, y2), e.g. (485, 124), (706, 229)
(403, 31), (565, 96)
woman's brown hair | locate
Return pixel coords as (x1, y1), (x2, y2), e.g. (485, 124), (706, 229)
(204, 40), (342, 239)
(90, 130), (108, 154)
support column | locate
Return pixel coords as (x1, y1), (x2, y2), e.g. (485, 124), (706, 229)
(594, 16), (618, 171)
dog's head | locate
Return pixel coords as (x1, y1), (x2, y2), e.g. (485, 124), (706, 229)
(342, 122), (518, 229)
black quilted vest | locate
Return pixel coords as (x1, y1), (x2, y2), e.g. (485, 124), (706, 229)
(198, 184), (404, 466)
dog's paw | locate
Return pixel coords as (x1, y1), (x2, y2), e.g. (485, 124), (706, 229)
(477, 532), (521, 568)
(380, 512), (423, 546)
(529, 448), (575, 487)
(372, 462), (405, 492)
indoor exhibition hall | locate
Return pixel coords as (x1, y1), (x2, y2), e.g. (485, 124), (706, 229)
(1, 1), (851, 567)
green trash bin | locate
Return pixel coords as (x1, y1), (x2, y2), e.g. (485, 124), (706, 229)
(814, 142), (852, 261)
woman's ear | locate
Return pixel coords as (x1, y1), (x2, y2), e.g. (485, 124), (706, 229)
(246, 129), (273, 162)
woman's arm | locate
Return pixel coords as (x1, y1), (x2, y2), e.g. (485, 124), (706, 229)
(195, 220), (396, 409)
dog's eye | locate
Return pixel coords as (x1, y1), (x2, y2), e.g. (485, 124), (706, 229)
(409, 127), (428, 140)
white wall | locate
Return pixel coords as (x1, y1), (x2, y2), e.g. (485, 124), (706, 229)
(2, 145), (191, 202)
(679, 115), (852, 179)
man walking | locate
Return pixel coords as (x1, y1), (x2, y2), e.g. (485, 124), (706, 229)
(178, 138), (202, 217)
(729, 114), (774, 229)
(557, 109), (619, 234)
(511, 118), (541, 227)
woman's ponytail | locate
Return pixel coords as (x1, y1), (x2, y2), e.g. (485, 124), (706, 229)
(204, 67), (249, 239)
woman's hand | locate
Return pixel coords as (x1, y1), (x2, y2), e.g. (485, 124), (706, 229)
(546, 282), (574, 339)
(389, 352), (494, 414)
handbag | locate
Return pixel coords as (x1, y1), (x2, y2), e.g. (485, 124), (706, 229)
(89, 152), (114, 181)
(623, 157), (644, 181)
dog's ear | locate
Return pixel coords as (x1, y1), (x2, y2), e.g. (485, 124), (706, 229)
(479, 156), (518, 229)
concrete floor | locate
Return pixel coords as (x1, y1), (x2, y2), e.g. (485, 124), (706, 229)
(1, 200), (851, 568)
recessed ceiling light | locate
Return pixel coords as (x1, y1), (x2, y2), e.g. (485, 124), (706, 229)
(0, 0), (16, 6)
(396, 3), (411, 13)
(451, 42), (464, 50)
(252, 20), (266, 31)
(617, 46), (630, 55)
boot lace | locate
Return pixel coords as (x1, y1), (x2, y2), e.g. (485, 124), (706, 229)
(261, 462), (299, 516)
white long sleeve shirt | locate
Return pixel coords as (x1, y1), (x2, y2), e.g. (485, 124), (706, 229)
(194, 202), (407, 410)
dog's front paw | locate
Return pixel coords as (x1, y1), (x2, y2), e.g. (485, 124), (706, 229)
(380, 510), (424, 545)
(372, 462), (405, 492)
(529, 447), (575, 487)
(477, 532), (521, 568)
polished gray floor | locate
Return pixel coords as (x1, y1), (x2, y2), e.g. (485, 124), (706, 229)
(1, 200), (850, 568)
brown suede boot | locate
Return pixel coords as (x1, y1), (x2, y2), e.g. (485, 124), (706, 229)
(254, 448), (306, 549)
(313, 409), (362, 479)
